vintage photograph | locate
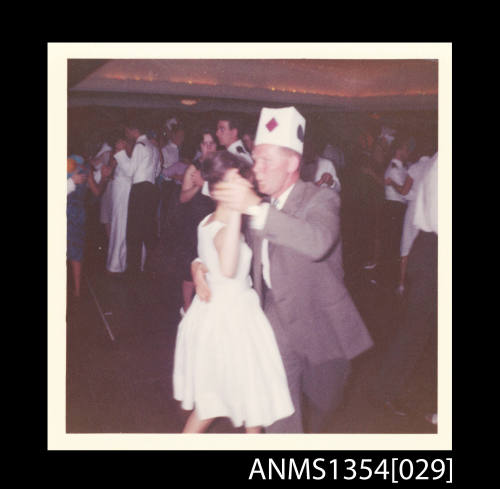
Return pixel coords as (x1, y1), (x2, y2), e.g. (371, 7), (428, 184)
(48, 43), (451, 450)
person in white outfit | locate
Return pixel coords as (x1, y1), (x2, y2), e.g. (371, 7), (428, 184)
(381, 137), (413, 264)
(94, 142), (114, 239)
(106, 138), (136, 274)
(387, 154), (433, 294)
(159, 119), (185, 239)
(118, 121), (161, 277)
(374, 152), (438, 419)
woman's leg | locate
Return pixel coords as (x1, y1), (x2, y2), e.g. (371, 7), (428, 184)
(182, 410), (214, 433)
(182, 280), (195, 311)
(245, 426), (262, 434)
(70, 260), (82, 297)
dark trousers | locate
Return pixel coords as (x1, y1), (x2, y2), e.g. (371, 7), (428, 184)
(159, 181), (181, 248)
(376, 231), (438, 406)
(126, 181), (160, 275)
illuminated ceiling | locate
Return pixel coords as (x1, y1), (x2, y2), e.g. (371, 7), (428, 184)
(69, 59), (438, 112)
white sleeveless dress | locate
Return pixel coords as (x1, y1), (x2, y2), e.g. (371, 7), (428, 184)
(173, 214), (294, 428)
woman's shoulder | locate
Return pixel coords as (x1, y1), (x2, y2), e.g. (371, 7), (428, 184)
(198, 215), (227, 243)
(200, 213), (226, 228)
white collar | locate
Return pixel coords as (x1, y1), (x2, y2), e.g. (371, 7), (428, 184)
(272, 183), (296, 210)
(227, 139), (243, 150)
(391, 158), (404, 168)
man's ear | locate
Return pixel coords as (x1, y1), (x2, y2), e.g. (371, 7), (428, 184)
(287, 153), (301, 173)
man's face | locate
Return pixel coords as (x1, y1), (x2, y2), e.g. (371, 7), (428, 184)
(216, 120), (237, 148)
(172, 129), (185, 146)
(398, 144), (410, 163)
(252, 144), (297, 197)
(125, 127), (138, 142)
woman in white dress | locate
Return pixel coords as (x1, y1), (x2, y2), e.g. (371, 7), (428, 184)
(106, 139), (134, 273)
(95, 142), (114, 239)
(173, 151), (294, 433)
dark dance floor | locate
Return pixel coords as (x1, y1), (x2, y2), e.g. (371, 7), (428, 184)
(65, 221), (438, 435)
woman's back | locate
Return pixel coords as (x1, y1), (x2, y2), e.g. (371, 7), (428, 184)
(197, 215), (252, 296)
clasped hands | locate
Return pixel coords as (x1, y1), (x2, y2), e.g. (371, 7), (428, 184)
(316, 172), (334, 187)
(210, 170), (261, 213)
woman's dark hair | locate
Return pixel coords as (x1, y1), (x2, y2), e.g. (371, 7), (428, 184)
(192, 129), (218, 169)
(198, 128), (217, 146)
(201, 150), (256, 192)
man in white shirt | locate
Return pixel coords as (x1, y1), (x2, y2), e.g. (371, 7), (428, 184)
(374, 152), (438, 419)
(194, 106), (373, 433)
(158, 121), (185, 237)
(381, 137), (412, 262)
(161, 122), (184, 177)
(215, 116), (253, 165)
(115, 121), (160, 277)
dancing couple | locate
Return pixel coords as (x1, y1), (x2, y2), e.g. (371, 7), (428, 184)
(173, 107), (373, 433)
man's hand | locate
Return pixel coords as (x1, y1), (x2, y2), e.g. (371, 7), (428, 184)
(316, 172), (334, 187)
(191, 169), (204, 188)
(191, 260), (211, 302)
(211, 172), (260, 213)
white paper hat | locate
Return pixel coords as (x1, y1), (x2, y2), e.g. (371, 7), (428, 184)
(254, 106), (306, 155)
(164, 117), (178, 131)
(95, 142), (112, 158)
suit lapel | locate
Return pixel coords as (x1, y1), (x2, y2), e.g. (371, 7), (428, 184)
(248, 228), (264, 306)
(268, 180), (306, 261)
(280, 179), (306, 217)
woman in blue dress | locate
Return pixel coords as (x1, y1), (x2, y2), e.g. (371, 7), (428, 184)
(67, 155), (89, 299)
(67, 153), (109, 299)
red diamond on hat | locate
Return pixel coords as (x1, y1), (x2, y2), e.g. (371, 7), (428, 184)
(266, 118), (278, 132)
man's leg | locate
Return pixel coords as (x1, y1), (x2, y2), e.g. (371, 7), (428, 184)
(263, 299), (304, 433)
(144, 183), (160, 252)
(126, 184), (142, 276)
(303, 358), (351, 433)
(265, 348), (304, 433)
(375, 232), (437, 404)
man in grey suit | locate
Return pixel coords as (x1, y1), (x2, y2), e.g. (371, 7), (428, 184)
(194, 106), (373, 433)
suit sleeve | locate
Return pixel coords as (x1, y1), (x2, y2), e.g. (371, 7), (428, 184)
(261, 188), (341, 261)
